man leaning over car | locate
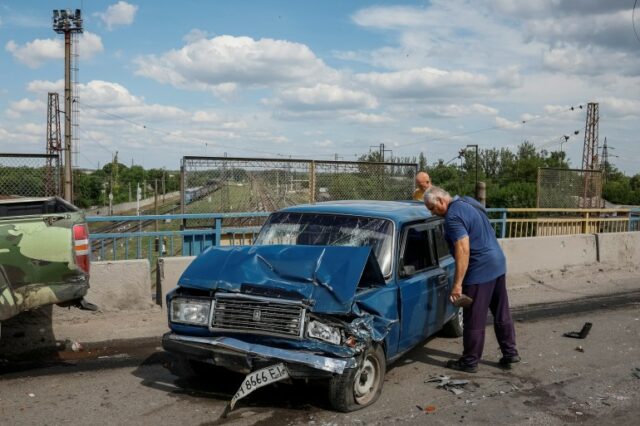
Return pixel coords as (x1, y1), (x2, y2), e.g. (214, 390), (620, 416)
(423, 186), (520, 373)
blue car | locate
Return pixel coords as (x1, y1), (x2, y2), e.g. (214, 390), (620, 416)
(162, 200), (461, 412)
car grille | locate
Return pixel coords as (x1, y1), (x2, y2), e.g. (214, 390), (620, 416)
(212, 294), (306, 338)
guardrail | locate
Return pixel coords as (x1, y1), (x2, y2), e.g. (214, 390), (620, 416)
(487, 208), (640, 239)
(87, 212), (269, 262)
(87, 208), (640, 262)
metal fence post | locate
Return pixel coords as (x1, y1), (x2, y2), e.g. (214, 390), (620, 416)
(215, 217), (222, 246)
(309, 160), (316, 204)
(501, 210), (507, 239)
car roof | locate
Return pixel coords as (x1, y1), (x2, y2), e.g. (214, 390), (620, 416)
(279, 200), (433, 224)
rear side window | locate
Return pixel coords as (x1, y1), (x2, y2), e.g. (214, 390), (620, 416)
(400, 225), (436, 277)
(433, 224), (451, 260)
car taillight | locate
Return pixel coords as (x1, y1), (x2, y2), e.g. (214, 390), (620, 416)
(73, 223), (90, 274)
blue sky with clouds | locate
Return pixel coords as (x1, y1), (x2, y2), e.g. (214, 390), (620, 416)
(1, 0), (639, 173)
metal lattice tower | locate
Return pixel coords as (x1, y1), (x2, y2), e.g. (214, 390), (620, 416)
(581, 102), (600, 207)
(45, 92), (62, 196)
(581, 102), (599, 170)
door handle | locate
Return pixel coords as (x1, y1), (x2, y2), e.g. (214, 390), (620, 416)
(438, 275), (449, 286)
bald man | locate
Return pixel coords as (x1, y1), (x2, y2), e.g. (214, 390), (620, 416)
(412, 171), (432, 201)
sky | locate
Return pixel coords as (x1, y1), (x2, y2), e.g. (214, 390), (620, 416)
(1, 0), (639, 174)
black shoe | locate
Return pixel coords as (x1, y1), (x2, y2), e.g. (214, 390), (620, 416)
(446, 359), (478, 373)
(499, 355), (521, 366)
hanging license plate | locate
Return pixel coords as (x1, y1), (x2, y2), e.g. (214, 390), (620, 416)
(229, 363), (289, 410)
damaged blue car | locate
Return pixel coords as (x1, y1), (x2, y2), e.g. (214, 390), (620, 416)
(162, 201), (462, 412)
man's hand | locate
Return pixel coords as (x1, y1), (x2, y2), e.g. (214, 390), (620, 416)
(451, 236), (470, 305)
(449, 283), (463, 304)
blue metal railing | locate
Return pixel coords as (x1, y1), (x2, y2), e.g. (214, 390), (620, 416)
(87, 212), (269, 261)
(87, 207), (639, 262)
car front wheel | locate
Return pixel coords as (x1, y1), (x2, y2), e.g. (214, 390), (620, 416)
(441, 307), (464, 337)
(328, 345), (386, 412)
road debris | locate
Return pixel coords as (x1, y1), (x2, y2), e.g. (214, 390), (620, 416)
(426, 375), (470, 394)
(575, 346), (584, 352)
(632, 368), (640, 379)
(563, 322), (592, 339)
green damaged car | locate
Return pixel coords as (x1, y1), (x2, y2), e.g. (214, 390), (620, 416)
(0, 197), (91, 333)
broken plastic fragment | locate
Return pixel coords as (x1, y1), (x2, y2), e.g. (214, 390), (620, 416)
(563, 322), (592, 339)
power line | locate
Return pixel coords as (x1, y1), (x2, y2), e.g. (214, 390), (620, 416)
(398, 103), (585, 150)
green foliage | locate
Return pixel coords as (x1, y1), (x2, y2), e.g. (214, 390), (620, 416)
(69, 162), (180, 208)
(356, 143), (604, 208)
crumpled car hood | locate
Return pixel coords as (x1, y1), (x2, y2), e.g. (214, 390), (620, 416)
(178, 245), (386, 313)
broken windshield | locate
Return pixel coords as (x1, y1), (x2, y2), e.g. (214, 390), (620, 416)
(254, 212), (394, 277)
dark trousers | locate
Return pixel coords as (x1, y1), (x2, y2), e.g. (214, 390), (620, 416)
(461, 274), (518, 367)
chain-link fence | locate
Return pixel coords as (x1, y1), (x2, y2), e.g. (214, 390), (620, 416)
(181, 156), (418, 214)
(0, 153), (61, 198)
(537, 167), (603, 208)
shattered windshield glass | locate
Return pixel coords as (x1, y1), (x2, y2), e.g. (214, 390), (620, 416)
(254, 212), (394, 277)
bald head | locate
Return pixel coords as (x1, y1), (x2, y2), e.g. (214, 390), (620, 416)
(415, 171), (431, 191)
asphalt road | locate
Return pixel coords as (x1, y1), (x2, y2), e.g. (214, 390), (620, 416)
(1, 295), (639, 426)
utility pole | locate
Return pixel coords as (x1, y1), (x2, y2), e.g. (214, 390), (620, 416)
(369, 143), (392, 162)
(52, 9), (82, 203)
(600, 137), (617, 186)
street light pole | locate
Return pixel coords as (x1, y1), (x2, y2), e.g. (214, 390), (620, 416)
(466, 144), (485, 205)
(466, 144), (478, 188)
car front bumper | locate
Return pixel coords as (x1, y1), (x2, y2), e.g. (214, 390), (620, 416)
(162, 332), (358, 376)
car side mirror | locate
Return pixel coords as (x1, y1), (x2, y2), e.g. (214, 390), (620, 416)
(402, 265), (416, 277)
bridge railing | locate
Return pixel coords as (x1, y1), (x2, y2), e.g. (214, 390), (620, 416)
(87, 208), (640, 262)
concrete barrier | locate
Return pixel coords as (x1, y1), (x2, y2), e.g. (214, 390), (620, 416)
(499, 234), (597, 275)
(157, 256), (196, 314)
(89, 260), (154, 311)
(596, 232), (640, 266)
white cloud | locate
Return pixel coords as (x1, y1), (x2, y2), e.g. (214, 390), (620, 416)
(542, 45), (640, 76)
(5, 32), (103, 68)
(345, 113), (393, 124)
(421, 103), (499, 118)
(599, 97), (640, 119)
(134, 35), (339, 94)
(489, 0), (630, 20)
(183, 29), (210, 43)
(356, 67), (491, 99)
(27, 80), (64, 93)
(409, 126), (452, 140)
(6, 98), (45, 118)
(96, 1), (138, 31)
(313, 139), (334, 148)
(495, 116), (522, 130)
(271, 84), (378, 111)
(192, 111), (221, 123)
(352, 5), (429, 29)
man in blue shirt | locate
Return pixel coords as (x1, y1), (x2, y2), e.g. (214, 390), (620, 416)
(424, 186), (520, 373)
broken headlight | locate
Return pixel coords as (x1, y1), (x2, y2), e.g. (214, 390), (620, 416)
(170, 298), (211, 326)
(306, 320), (342, 345)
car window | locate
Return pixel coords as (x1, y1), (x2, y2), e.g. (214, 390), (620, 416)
(255, 212), (394, 277)
(400, 225), (436, 277)
(433, 224), (451, 260)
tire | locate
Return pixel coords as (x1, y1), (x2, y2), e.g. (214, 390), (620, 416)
(328, 345), (386, 412)
(441, 307), (464, 337)
(167, 354), (220, 381)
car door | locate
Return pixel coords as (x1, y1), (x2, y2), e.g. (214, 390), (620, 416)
(397, 222), (441, 352)
(432, 221), (458, 327)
